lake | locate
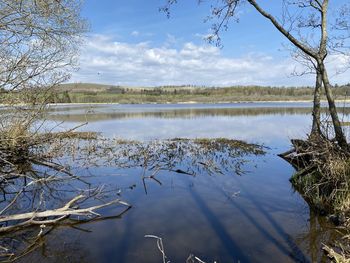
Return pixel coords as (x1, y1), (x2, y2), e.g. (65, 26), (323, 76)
(16, 102), (350, 262)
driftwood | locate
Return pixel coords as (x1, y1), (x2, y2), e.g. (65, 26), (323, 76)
(0, 195), (131, 233)
(278, 139), (321, 169)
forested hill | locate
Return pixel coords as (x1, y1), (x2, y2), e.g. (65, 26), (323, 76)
(3, 83), (350, 104)
(55, 83), (350, 103)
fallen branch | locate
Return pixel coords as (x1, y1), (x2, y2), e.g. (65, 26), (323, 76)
(0, 195), (131, 233)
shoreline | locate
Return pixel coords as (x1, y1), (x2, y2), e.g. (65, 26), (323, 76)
(2, 99), (350, 107)
(48, 99), (350, 105)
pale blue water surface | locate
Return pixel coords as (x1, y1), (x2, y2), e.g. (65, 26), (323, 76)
(19, 102), (350, 262)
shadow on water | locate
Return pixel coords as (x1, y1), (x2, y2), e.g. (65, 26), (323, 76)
(182, 164), (309, 262)
(112, 211), (133, 263)
(188, 169), (342, 263)
(226, 180), (310, 262)
(189, 188), (250, 262)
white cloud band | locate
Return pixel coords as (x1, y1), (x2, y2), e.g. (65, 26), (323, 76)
(71, 34), (349, 87)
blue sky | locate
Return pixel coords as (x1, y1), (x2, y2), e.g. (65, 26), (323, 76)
(71, 0), (350, 87)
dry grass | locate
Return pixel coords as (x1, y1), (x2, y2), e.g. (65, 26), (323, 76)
(285, 137), (350, 217)
(323, 244), (350, 263)
(0, 121), (30, 150)
(192, 138), (265, 155)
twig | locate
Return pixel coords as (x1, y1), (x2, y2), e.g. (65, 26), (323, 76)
(144, 235), (170, 263)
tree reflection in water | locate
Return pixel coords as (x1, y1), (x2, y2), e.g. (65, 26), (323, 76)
(0, 137), (265, 261)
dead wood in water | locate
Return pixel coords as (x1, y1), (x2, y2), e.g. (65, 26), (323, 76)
(0, 195), (131, 234)
(0, 134), (264, 261)
(0, 128), (125, 260)
(278, 139), (325, 169)
(279, 136), (350, 216)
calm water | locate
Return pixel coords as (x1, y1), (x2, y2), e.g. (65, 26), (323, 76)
(21, 103), (350, 262)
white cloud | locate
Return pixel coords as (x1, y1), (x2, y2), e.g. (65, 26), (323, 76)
(71, 34), (350, 86)
(131, 30), (154, 38)
(327, 53), (350, 77)
(131, 31), (139, 37)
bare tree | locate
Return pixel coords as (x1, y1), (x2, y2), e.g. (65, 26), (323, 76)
(284, 2), (349, 139)
(162, 0), (350, 149)
(0, 0), (88, 165)
(0, 0), (87, 95)
(0, 0), (88, 130)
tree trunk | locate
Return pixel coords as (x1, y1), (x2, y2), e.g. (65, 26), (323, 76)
(319, 61), (348, 149)
(311, 68), (322, 138)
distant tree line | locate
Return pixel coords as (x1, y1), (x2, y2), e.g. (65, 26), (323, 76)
(95, 84), (350, 97)
(4, 84), (350, 104)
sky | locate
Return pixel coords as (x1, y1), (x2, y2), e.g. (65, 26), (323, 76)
(70, 0), (350, 87)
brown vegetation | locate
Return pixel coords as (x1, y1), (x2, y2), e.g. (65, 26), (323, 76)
(280, 138), (350, 217)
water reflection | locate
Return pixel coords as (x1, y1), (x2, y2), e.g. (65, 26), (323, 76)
(46, 103), (350, 122)
(12, 160), (340, 262)
(0, 137), (265, 262)
(2, 103), (349, 262)
(44, 103), (350, 148)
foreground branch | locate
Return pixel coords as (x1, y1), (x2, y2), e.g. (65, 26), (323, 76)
(0, 195), (131, 233)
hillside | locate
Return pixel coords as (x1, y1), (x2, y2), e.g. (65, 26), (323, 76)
(2, 83), (349, 104)
(49, 83), (350, 104)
